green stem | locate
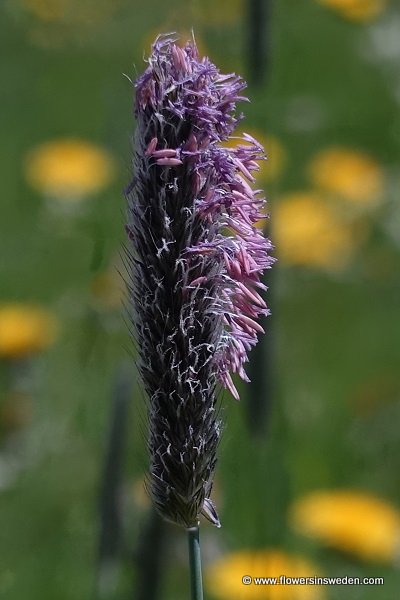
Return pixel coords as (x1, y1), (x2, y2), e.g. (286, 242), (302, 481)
(187, 525), (204, 600)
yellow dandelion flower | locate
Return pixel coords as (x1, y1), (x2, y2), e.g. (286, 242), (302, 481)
(290, 490), (400, 563)
(24, 138), (116, 199)
(309, 147), (384, 204)
(0, 304), (58, 359)
(317, 0), (387, 22)
(273, 192), (355, 270)
(206, 549), (325, 599)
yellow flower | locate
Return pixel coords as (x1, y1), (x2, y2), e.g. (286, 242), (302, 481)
(24, 138), (116, 199)
(273, 192), (355, 270)
(205, 549), (325, 599)
(309, 147), (384, 204)
(290, 490), (400, 563)
(316, 0), (387, 21)
(0, 304), (58, 359)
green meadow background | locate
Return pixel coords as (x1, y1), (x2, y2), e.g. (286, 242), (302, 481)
(1, 0), (399, 598)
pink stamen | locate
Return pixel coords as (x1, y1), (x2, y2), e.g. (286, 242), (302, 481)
(236, 314), (265, 334)
(224, 373), (240, 401)
(172, 45), (188, 72)
(233, 158), (255, 182)
(156, 158), (183, 166)
(190, 276), (207, 286)
(236, 176), (254, 197)
(239, 247), (251, 274)
(236, 281), (266, 307)
(232, 190), (252, 204)
(235, 205), (253, 226)
(145, 137), (158, 156)
(152, 149), (178, 158)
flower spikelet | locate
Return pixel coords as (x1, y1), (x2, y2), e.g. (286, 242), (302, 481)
(125, 34), (274, 527)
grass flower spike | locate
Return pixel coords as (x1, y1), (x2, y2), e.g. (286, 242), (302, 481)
(126, 34), (273, 531)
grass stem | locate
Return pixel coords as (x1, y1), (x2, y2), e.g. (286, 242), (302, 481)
(187, 525), (204, 600)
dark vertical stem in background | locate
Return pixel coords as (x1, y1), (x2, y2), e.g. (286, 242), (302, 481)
(246, 0), (274, 434)
(245, 1), (289, 539)
(247, 267), (289, 546)
(96, 365), (131, 598)
(247, 269), (275, 435)
(134, 509), (166, 600)
(246, 0), (271, 86)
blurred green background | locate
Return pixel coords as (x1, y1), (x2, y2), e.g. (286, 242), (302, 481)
(1, 0), (399, 599)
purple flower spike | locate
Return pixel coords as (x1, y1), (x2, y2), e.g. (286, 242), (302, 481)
(126, 34), (274, 528)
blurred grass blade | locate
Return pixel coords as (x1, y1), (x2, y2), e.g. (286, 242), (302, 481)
(134, 508), (166, 600)
(96, 364), (132, 598)
(246, 0), (272, 85)
(246, 269), (275, 435)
